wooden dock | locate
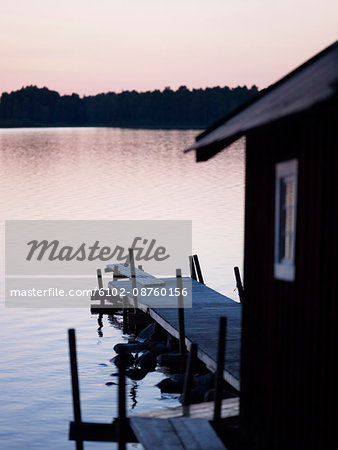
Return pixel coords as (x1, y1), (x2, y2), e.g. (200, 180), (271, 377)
(132, 397), (239, 420)
(130, 417), (226, 450)
(82, 259), (242, 448)
(73, 257), (243, 449)
(104, 277), (242, 390)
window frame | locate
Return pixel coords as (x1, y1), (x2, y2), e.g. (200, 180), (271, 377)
(274, 158), (298, 281)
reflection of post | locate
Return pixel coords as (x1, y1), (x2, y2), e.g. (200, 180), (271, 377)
(130, 382), (138, 409)
(68, 329), (84, 450)
(176, 269), (186, 354)
(97, 313), (103, 337)
(128, 248), (138, 310)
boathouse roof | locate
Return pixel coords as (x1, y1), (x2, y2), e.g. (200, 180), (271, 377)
(186, 40), (338, 161)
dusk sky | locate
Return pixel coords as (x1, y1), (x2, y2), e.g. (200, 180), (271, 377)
(1, 0), (337, 96)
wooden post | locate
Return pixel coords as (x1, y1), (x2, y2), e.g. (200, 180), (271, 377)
(122, 296), (128, 335)
(182, 343), (198, 417)
(189, 255), (197, 281)
(234, 266), (244, 303)
(97, 268), (103, 289)
(176, 269), (186, 354)
(96, 269), (104, 307)
(213, 317), (227, 427)
(118, 346), (127, 450)
(68, 329), (84, 450)
(193, 254), (205, 285)
(113, 265), (119, 281)
(128, 248), (138, 310)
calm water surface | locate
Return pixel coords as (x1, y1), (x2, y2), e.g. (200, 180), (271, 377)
(0, 128), (245, 449)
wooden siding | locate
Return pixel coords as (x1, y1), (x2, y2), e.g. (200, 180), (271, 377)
(241, 97), (338, 449)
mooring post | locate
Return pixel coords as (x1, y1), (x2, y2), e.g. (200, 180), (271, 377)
(234, 266), (244, 303)
(213, 317), (227, 427)
(193, 254), (205, 285)
(118, 346), (127, 450)
(189, 255), (197, 281)
(128, 248), (138, 310)
(113, 264), (119, 281)
(176, 269), (186, 354)
(68, 329), (84, 450)
(96, 268), (104, 307)
(182, 343), (198, 417)
(97, 268), (103, 289)
(122, 296), (128, 335)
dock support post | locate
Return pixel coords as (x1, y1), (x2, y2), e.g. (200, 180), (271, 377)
(193, 254), (205, 284)
(96, 268), (105, 307)
(97, 268), (103, 289)
(118, 347), (127, 450)
(128, 248), (138, 310)
(113, 265), (118, 281)
(234, 266), (244, 303)
(182, 343), (198, 417)
(213, 317), (227, 427)
(122, 296), (128, 335)
(176, 269), (186, 354)
(68, 329), (84, 450)
(189, 255), (197, 281)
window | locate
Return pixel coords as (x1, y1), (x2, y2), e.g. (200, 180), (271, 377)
(274, 159), (298, 281)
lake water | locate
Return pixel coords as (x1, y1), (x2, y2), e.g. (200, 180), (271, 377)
(0, 128), (245, 449)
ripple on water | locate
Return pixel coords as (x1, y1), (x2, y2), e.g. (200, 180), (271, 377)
(0, 128), (245, 449)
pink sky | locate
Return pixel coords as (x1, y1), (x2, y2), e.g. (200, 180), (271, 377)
(1, 0), (337, 96)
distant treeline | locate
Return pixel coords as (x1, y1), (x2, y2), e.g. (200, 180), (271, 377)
(0, 85), (259, 129)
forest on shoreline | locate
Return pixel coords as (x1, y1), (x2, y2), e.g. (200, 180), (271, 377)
(0, 85), (259, 129)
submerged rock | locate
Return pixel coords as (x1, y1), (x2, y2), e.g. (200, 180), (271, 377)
(193, 372), (215, 387)
(135, 322), (166, 344)
(113, 342), (147, 354)
(204, 388), (238, 402)
(179, 385), (211, 404)
(156, 374), (185, 394)
(149, 342), (168, 356)
(110, 353), (135, 368)
(125, 368), (148, 380)
(135, 350), (157, 372)
(157, 352), (188, 371)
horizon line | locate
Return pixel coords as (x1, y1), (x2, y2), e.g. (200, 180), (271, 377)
(0, 83), (260, 99)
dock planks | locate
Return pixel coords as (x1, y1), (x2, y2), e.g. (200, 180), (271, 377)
(105, 263), (165, 286)
(132, 397), (239, 420)
(130, 417), (226, 450)
(150, 280), (241, 390)
(106, 277), (241, 390)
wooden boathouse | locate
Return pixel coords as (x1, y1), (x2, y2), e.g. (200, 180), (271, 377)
(186, 41), (338, 449)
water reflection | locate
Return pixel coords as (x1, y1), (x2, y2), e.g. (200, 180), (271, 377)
(97, 313), (104, 337)
(0, 127), (245, 450)
(0, 127), (245, 296)
(130, 382), (138, 410)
